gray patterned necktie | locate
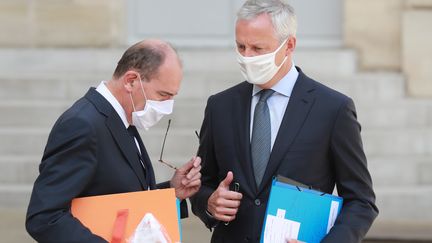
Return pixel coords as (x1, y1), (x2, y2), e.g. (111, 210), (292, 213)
(251, 89), (275, 187)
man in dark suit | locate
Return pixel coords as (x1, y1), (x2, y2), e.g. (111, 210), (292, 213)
(191, 0), (378, 242)
(26, 39), (202, 243)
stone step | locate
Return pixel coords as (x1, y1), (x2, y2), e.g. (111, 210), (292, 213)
(368, 156), (432, 187)
(1, 184), (431, 223)
(356, 99), (432, 129)
(0, 184), (32, 208)
(318, 72), (406, 103)
(1, 126), (430, 158)
(152, 71), (406, 105)
(0, 48), (357, 77)
(183, 70), (408, 103)
(168, 71), (407, 104)
(0, 101), (69, 129)
(181, 48), (359, 76)
(374, 186), (432, 222)
(366, 220), (432, 242)
(0, 125), (200, 163)
(2, 154), (430, 187)
(0, 207), (36, 243)
(0, 156), (40, 185)
(0, 99), (205, 129)
(0, 76), (101, 102)
(0, 71), (405, 103)
(362, 128), (432, 157)
(0, 154), (194, 185)
(1, 97), (431, 130)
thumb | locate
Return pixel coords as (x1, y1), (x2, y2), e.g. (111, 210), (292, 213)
(219, 171), (234, 189)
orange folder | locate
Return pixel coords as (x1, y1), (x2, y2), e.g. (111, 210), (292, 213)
(71, 189), (180, 243)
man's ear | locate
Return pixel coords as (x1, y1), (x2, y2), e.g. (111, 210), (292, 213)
(286, 36), (296, 54)
(123, 71), (140, 93)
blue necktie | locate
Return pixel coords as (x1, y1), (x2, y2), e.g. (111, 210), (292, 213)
(251, 89), (275, 186)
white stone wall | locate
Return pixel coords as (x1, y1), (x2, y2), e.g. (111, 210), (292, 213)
(0, 0), (124, 47)
(1, 0), (430, 96)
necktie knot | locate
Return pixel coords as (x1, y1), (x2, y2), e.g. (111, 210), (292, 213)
(127, 125), (139, 139)
(259, 89), (275, 103)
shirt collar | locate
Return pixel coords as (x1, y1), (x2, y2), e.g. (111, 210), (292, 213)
(252, 62), (299, 97)
(96, 81), (130, 128)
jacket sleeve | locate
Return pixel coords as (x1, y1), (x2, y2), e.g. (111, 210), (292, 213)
(25, 116), (107, 243)
(190, 96), (221, 229)
(155, 181), (189, 219)
(322, 98), (379, 243)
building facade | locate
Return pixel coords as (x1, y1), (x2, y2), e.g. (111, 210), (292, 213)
(1, 0), (431, 96)
(1, 1), (431, 242)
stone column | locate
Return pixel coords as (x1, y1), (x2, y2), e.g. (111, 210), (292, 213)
(344, 0), (405, 71)
(403, 0), (432, 97)
(344, 0), (432, 97)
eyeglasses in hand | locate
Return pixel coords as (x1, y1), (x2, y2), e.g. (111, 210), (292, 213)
(158, 119), (200, 170)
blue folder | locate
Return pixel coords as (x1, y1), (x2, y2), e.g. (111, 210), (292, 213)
(260, 176), (343, 243)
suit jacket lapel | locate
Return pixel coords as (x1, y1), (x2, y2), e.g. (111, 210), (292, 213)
(258, 70), (316, 193)
(234, 83), (258, 196)
(85, 88), (147, 189)
(106, 118), (148, 189)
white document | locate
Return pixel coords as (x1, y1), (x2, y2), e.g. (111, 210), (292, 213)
(326, 200), (340, 233)
(263, 208), (301, 243)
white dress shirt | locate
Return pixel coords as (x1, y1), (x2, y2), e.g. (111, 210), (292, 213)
(95, 81), (142, 154)
(96, 81), (129, 128)
(250, 64), (299, 149)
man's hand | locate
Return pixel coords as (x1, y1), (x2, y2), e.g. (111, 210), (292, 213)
(170, 156), (202, 200)
(207, 171), (243, 222)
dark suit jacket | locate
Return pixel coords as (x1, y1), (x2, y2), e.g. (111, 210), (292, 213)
(191, 67), (378, 243)
(26, 88), (186, 243)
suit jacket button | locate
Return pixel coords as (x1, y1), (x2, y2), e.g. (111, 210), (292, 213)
(254, 199), (261, 206)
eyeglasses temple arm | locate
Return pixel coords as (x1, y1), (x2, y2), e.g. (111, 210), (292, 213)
(159, 119), (171, 161)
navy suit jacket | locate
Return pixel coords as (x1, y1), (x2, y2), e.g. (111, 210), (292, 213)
(26, 88), (186, 243)
(191, 67), (378, 243)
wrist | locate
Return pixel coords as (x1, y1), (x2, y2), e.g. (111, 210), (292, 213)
(205, 207), (219, 229)
(205, 208), (214, 218)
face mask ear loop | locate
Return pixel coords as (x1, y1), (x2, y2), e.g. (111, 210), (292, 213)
(138, 78), (148, 102)
(277, 39), (288, 52)
(277, 55), (288, 68)
(275, 38), (289, 68)
(129, 93), (137, 112)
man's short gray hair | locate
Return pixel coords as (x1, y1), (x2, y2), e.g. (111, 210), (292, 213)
(237, 0), (297, 43)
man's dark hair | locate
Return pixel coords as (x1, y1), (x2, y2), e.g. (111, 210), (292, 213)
(113, 42), (166, 80)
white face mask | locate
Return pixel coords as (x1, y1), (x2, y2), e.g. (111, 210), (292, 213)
(130, 80), (174, 130)
(237, 39), (288, 85)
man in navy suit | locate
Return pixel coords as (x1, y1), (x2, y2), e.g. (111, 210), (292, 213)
(26, 39), (202, 242)
(191, 0), (378, 242)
